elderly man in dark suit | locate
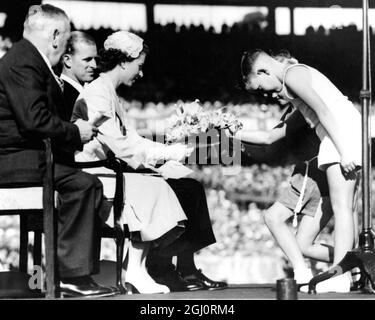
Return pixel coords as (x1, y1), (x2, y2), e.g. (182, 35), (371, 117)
(0, 4), (114, 298)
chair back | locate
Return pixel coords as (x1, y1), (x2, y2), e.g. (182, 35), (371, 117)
(0, 139), (58, 298)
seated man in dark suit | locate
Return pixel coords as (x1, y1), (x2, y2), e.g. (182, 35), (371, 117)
(0, 4), (113, 298)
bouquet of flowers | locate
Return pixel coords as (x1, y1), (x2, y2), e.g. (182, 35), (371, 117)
(165, 100), (243, 144)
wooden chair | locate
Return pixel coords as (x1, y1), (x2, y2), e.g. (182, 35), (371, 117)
(75, 153), (128, 294)
(23, 151), (128, 294)
(0, 139), (58, 298)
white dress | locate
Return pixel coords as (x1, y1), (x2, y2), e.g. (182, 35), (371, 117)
(74, 73), (189, 243)
(280, 63), (362, 170)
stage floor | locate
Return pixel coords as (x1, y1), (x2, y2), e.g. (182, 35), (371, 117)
(2, 269), (375, 300)
(92, 284), (375, 300)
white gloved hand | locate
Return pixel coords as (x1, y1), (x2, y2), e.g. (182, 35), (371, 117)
(154, 160), (193, 179)
(144, 143), (192, 166)
(164, 143), (192, 161)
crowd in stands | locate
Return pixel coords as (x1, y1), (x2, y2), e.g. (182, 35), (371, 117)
(0, 30), (12, 59)
(1, 21), (370, 103)
(72, 22), (369, 104)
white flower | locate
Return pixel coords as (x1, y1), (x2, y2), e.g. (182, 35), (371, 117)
(175, 103), (184, 117)
(183, 100), (202, 116)
(166, 126), (187, 143)
(104, 31), (143, 58)
(189, 124), (200, 135)
(199, 117), (209, 132)
(210, 114), (222, 127)
(166, 114), (180, 127)
(165, 99), (243, 143)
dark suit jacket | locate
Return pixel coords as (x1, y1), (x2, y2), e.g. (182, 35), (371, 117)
(62, 80), (80, 121)
(0, 39), (83, 186)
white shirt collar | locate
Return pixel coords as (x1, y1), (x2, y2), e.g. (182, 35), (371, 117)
(60, 73), (84, 93)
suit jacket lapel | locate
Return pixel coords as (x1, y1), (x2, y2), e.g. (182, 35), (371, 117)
(20, 39), (65, 116)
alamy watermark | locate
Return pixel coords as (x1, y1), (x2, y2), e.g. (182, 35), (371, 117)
(142, 127), (243, 174)
(28, 265), (44, 291)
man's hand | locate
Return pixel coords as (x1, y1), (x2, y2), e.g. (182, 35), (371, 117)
(74, 119), (99, 144)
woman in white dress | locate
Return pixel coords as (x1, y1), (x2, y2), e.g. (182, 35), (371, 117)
(73, 31), (194, 294)
(240, 50), (361, 293)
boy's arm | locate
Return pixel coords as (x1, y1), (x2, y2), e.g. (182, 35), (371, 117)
(234, 121), (286, 145)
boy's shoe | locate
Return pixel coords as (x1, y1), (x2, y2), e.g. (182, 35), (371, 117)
(299, 272), (351, 293)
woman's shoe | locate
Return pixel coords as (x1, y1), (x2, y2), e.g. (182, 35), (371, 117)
(124, 282), (139, 295)
(293, 268), (313, 287)
(124, 281), (170, 295)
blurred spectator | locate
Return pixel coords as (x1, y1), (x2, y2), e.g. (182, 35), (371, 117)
(317, 25), (326, 36)
(0, 30), (12, 59)
(305, 26), (315, 35)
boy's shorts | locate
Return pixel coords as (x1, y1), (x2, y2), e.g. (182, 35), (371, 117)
(277, 160), (329, 217)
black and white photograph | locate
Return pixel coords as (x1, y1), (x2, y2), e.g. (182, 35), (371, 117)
(0, 0), (375, 310)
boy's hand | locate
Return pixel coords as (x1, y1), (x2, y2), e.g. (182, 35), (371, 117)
(340, 153), (357, 174)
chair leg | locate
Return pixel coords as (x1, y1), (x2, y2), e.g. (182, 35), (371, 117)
(43, 207), (59, 299)
(33, 231), (42, 268)
(42, 138), (59, 299)
(19, 215), (29, 273)
(115, 228), (126, 294)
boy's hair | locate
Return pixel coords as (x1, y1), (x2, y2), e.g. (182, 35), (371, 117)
(240, 49), (298, 84)
(240, 49), (265, 81)
(274, 50), (298, 64)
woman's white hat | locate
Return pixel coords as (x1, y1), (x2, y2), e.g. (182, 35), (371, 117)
(104, 31), (144, 58)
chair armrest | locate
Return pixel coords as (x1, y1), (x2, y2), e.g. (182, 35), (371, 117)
(74, 151), (127, 173)
(73, 159), (109, 169)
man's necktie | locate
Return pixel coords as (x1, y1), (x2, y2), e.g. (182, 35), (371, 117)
(54, 75), (64, 92)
